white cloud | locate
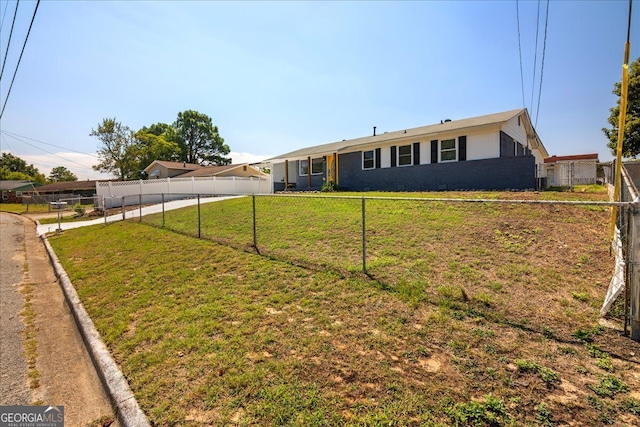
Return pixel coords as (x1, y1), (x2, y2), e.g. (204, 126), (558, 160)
(228, 151), (274, 164)
(6, 151), (108, 181)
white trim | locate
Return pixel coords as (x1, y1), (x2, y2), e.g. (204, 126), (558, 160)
(299, 159), (309, 176)
(440, 138), (457, 163)
(397, 144), (413, 167)
(311, 158), (323, 175)
(362, 150), (375, 170)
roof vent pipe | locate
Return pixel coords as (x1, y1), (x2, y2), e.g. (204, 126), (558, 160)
(373, 126), (377, 136)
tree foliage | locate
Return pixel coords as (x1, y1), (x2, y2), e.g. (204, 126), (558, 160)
(0, 153), (45, 182)
(48, 166), (78, 183)
(91, 111), (231, 179)
(134, 124), (181, 175)
(604, 56), (640, 158)
(174, 110), (231, 165)
(91, 118), (138, 181)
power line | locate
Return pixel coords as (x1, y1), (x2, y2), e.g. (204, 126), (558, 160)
(626, 0), (633, 45)
(0, 0), (19, 82)
(1, 0), (11, 31)
(534, 0), (550, 128)
(530, 0), (541, 113)
(516, 0), (526, 109)
(0, 0), (39, 121)
(3, 131), (96, 170)
(1, 132), (13, 152)
(1, 129), (99, 158)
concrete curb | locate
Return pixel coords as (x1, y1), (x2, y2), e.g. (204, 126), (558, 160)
(41, 235), (150, 427)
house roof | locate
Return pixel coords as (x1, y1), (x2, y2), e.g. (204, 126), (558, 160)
(179, 164), (258, 177)
(0, 180), (41, 191)
(35, 180), (99, 193)
(265, 108), (544, 162)
(544, 154), (599, 164)
(143, 160), (204, 174)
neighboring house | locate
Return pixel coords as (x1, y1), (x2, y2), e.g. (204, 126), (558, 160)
(178, 164), (269, 179)
(97, 162), (270, 207)
(264, 108), (549, 192)
(143, 161), (204, 179)
(30, 180), (99, 203)
(542, 154), (599, 188)
(0, 180), (42, 203)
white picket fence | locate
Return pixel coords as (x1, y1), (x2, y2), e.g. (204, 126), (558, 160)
(97, 176), (271, 208)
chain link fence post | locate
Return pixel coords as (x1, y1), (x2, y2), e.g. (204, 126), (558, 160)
(362, 196), (367, 273)
(630, 200), (640, 341)
(122, 196), (125, 221)
(162, 193), (165, 228)
(198, 194), (201, 239)
(252, 194), (257, 249)
(139, 194), (142, 222)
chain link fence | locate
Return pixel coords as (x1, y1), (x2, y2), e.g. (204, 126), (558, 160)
(117, 193), (623, 318)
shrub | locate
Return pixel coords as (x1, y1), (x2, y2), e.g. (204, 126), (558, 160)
(73, 203), (86, 216)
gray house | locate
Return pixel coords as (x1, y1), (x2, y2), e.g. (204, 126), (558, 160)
(264, 109), (549, 192)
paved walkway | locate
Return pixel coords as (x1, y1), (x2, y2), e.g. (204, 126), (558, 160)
(36, 195), (242, 236)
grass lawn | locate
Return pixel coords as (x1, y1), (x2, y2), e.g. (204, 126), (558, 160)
(0, 203), (51, 214)
(48, 190), (640, 426)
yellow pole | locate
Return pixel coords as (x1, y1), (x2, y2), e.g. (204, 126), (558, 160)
(610, 40), (631, 240)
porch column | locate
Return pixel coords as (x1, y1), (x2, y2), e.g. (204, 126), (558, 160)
(307, 156), (311, 189)
(285, 160), (289, 190)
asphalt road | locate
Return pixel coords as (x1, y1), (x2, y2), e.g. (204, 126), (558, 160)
(0, 212), (31, 404)
(0, 212), (117, 425)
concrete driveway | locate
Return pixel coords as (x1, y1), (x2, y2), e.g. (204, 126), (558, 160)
(36, 195), (242, 236)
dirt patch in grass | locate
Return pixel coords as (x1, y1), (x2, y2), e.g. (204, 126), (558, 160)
(48, 191), (640, 426)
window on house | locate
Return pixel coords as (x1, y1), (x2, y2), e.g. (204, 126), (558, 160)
(441, 139), (457, 162)
(398, 144), (412, 166)
(311, 158), (323, 175)
(363, 150), (375, 169)
(2, 191), (7, 200)
(15, 191), (22, 197)
(299, 159), (309, 176)
(300, 158), (323, 176)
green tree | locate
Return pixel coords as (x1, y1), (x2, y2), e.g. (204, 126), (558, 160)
(0, 153), (45, 182)
(135, 123), (181, 174)
(174, 110), (231, 165)
(47, 166), (78, 183)
(91, 118), (138, 180)
(604, 56), (640, 157)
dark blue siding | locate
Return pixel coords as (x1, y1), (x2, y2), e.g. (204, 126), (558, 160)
(500, 131), (515, 157)
(337, 152), (536, 191)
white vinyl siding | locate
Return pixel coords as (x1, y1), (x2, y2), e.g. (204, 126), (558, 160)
(380, 147), (391, 168)
(502, 115), (528, 150)
(420, 141), (430, 164)
(467, 132), (500, 160)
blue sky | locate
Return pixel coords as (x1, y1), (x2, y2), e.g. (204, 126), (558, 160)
(0, 0), (636, 180)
